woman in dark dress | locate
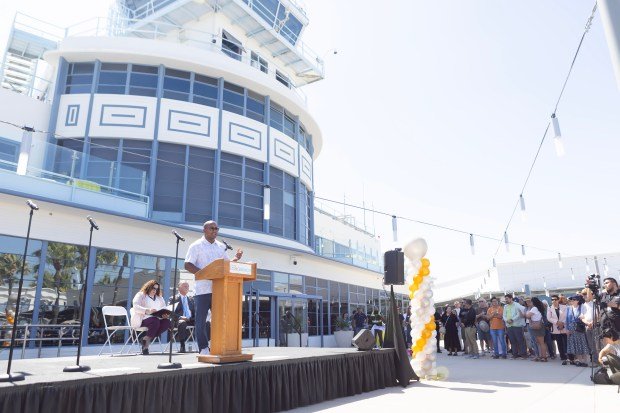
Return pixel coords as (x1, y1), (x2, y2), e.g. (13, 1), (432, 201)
(441, 306), (462, 355)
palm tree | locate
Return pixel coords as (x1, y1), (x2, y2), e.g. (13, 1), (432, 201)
(0, 253), (30, 297)
(43, 243), (78, 324)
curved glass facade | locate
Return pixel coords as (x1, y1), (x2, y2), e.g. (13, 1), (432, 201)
(54, 61), (314, 246)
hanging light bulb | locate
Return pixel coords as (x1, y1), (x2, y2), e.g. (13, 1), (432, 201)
(543, 276), (547, 289)
(493, 258), (497, 268)
(504, 232), (510, 252)
(521, 244), (526, 263)
(470, 233), (475, 255)
(557, 252), (563, 269)
(263, 185), (271, 220)
(519, 194), (527, 222)
(570, 267), (575, 281)
(551, 113), (565, 157)
(604, 258), (609, 276)
(391, 215), (397, 242)
(585, 257), (590, 273)
(487, 269), (491, 279)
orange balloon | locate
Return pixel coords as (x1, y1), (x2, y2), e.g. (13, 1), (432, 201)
(420, 267), (430, 276)
(421, 258), (430, 268)
(423, 330), (432, 339)
(409, 292), (414, 299)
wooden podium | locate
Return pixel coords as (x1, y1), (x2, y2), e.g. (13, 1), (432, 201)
(195, 258), (256, 364)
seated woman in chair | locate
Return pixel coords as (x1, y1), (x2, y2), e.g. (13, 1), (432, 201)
(131, 280), (171, 355)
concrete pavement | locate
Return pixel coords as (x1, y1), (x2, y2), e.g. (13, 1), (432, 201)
(288, 350), (619, 412)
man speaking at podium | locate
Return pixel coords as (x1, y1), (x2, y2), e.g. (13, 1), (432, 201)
(185, 220), (243, 355)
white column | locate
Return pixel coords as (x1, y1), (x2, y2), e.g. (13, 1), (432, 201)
(16, 129), (33, 176)
(599, 0), (620, 89)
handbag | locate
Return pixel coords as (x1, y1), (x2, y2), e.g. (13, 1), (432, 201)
(575, 319), (586, 333)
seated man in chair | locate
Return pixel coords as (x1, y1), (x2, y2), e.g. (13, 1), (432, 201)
(169, 281), (195, 353)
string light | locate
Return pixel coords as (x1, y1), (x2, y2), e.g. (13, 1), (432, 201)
(585, 257), (590, 273)
(570, 267), (575, 281)
(604, 258), (609, 276)
(470, 234), (475, 255)
(551, 114), (565, 157)
(504, 232), (510, 252)
(493, 258), (497, 268)
(391, 215), (397, 242)
(557, 252), (563, 269)
(519, 194), (527, 222)
(521, 244), (526, 263)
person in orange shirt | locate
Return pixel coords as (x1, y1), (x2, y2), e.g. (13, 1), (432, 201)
(487, 297), (506, 359)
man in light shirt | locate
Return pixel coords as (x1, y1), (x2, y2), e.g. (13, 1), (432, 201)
(503, 293), (527, 359)
(184, 221), (243, 355)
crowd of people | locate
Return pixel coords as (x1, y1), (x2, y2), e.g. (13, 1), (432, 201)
(433, 277), (620, 372)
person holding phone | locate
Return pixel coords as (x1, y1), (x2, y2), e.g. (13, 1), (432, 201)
(131, 279), (171, 355)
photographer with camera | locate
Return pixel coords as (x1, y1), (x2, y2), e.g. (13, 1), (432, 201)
(600, 277), (619, 306)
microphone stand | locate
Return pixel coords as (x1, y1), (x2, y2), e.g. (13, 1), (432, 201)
(1, 200), (38, 383)
(158, 230), (185, 369)
(64, 216), (99, 373)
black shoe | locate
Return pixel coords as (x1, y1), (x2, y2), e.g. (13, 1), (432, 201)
(437, 350), (442, 353)
(179, 343), (186, 353)
(142, 348), (149, 355)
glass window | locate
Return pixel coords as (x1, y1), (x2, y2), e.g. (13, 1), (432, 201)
(273, 272), (288, 293)
(185, 147), (215, 223)
(0, 235), (43, 326)
(219, 153), (264, 230)
(283, 113), (295, 139)
(276, 70), (290, 89)
(269, 167), (296, 239)
(250, 52), (268, 74)
(129, 65), (158, 96)
(86, 138), (119, 187)
(281, 15), (302, 45)
(269, 102), (284, 132)
(223, 82), (244, 115)
(193, 74), (218, 107)
(39, 241), (88, 329)
(89, 249), (131, 344)
(222, 30), (242, 61)
(97, 63), (128, 94)
(246, 91), (265, 123)
(119, 140), (151, 194)
(153, 142), (186, 214)
(65, 62), (94, 94)
(289, 274), (302, 294)
(153, 143), (185, 213)
(163, 68), (190, 101)
(0, 137), (19, 164)
(132, 254), (166, 299)
(329, 281), (340, 334)
(54, 138), (84, 179)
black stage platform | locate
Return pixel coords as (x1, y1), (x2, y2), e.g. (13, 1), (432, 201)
(0, 347), (398, 413)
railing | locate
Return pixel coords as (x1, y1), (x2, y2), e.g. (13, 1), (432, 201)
(285, 310), (303, 347)
(64, 16), (310, 102)
(0, 158), (150, 205)
(0, 324), (80, 359)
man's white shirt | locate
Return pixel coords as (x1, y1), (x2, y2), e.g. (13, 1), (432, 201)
(185, 237), (227, 295)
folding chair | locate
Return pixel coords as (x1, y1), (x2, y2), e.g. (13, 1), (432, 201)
(164, 325), (197, 353)
(98, 305), (142, 356)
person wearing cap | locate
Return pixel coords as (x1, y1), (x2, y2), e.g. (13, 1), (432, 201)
(503, 294), (527, 359)
(566, 295), (590, 367)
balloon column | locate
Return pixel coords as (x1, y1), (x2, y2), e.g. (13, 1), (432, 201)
(404, 238), (437, 378)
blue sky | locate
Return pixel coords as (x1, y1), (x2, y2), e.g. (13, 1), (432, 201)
(1, 1), (618, 284)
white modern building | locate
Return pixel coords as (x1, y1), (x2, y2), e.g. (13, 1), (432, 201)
(435, 253), (619, 303)
(0, 0), (408, 352)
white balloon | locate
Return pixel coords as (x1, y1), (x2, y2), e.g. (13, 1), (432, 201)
(425, 290), (434, 299)
(404, 238), (428, 260)
(421, 299), (430, 308)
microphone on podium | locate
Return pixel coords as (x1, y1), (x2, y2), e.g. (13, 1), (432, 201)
(222, 240), (233, 251)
